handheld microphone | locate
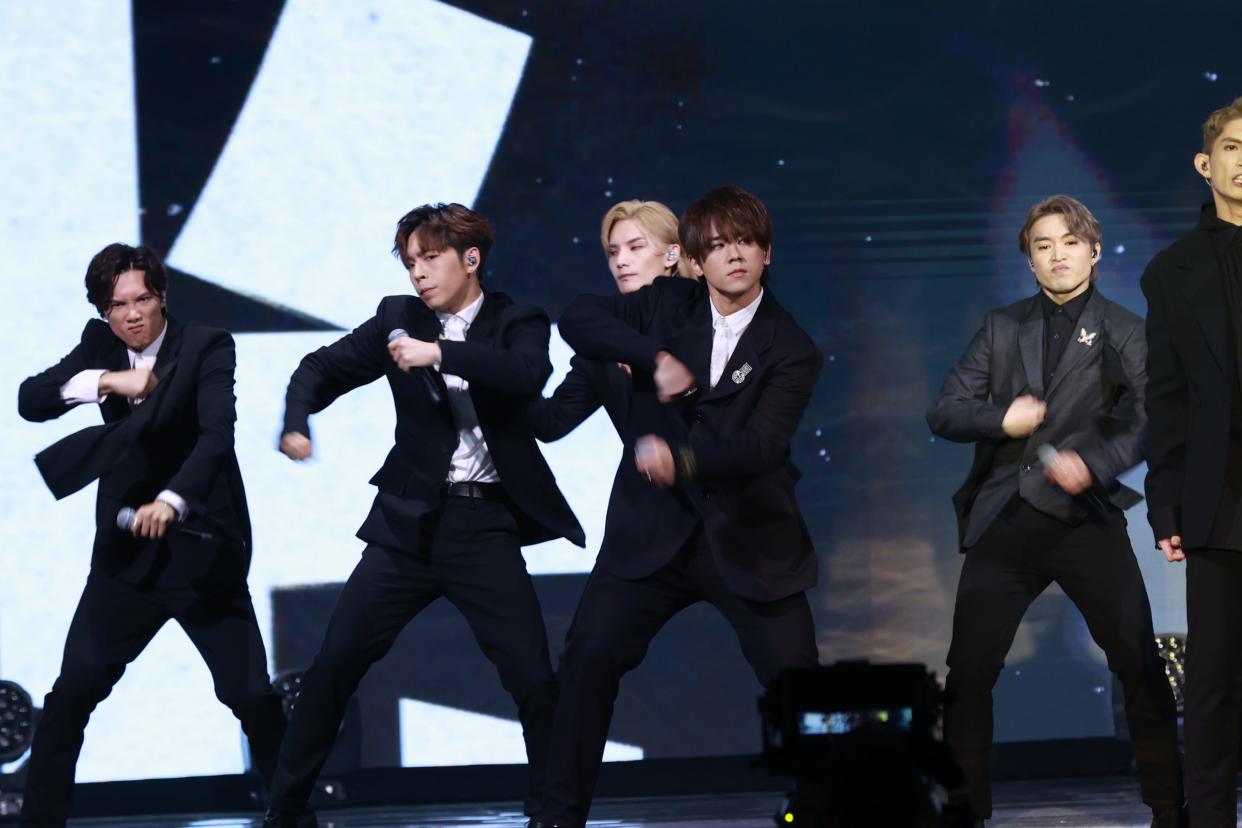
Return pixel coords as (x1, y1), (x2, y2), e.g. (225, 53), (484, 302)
(116, 506), (215, 540)
(388, 328), (443, 403)
(1035, 444), (1106, 511)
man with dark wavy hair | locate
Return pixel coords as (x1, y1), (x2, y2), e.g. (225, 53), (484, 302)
(530, 186), (822, 828)
(264, 203), (584, 828)
(929, 195), (1183, 826)
(1143, 96), (1242, 826)
(18, 243), (285, 828)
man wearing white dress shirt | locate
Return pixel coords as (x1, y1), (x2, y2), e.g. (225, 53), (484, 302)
(265, 204), (583, 827)
(17, 243), (285, 827)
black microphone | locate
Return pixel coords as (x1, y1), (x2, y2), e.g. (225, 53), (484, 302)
(116, 507), (215, 540)
(388, 328), (443, 403)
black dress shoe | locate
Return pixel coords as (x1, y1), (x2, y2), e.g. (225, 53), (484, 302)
(1150, 804), (1188, 828)
(526, 820), (571, 828)
(262, 808), (318, 828)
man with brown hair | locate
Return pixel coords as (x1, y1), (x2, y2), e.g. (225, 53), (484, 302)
(530, 186), (822, 828)
(263, 203), (584, 827)
(1143, 96), (1242, 826)
(928, 195), (1183, 826)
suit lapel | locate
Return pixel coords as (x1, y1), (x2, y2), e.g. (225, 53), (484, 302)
(1045, 289), (1103, 398)
(665, 295), (713, 393)
(1017, 298), (1045, 399)
(703, 291), (777, 402)
(152, 318), (182, 382)
(465, 292), (499, 344)
(1180, 257), (1229, 374)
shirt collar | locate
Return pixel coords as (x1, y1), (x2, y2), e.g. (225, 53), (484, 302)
(709, 288), (764, 332)
(436, 290), (485, 330)
(1039, 284), (1093, 323)
(130, 318), (168, 361)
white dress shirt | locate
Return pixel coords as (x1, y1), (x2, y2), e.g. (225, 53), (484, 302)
(436, 293), (500, 484)
(708, 289), (764, 388)
(57, 321), (186, 518)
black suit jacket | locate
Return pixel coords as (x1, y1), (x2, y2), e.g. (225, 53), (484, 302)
(529, 355), (631, 442)
(927, 288), (1146, 550)
(558, 276), (822, 603)
(18, 317), (252, 587)
(1142, 224), (1240, 546)
(283, 291), (584, 551)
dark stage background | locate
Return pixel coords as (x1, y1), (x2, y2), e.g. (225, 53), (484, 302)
(1, 0), (1238, 785)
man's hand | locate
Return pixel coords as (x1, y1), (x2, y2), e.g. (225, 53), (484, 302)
(280, 431), (313, 461)
(100, 368), (158, 400)
(1002, 394), (1046, 438)
(635, 435), (676, 488)
(129, 500), (176, 539)
(654, 351), (695, 402)
(387, 336), (440, 371)
(1043, 449), (1092, 495)
(1157, 535), (1185, 563)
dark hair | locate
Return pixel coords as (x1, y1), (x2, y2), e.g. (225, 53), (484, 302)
(679, 186), (774, 284)
(392, 203), (494, 279)
(84, 243), (168, 314)
(1017, 194), (1103, 282)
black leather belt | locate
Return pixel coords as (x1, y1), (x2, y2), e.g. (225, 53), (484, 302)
(442, 481), (506, 501)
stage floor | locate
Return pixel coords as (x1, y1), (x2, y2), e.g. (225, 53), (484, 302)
(47, 778), (1221, 827)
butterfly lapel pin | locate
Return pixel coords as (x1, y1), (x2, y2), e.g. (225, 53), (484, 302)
(1077, 328), (1098, 347)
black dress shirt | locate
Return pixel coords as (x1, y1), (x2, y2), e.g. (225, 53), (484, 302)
(1040, 284), (1094, 391)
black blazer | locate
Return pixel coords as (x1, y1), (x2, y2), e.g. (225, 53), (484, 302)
(283, 291), (584, 550)
(18, 317), (252, 587)
(1142, 225), (1239, 546)
(529, 355), (631, 442)
(927, 288), (1146, 550)
(558, 276), (823, 603)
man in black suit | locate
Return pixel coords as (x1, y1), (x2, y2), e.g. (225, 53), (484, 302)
(530, 186), (823, 828)
(1142, 96), (1242, 827)
(928, 196), (1183, 826)
(263, 204), (584, 827)
(16, 243), (285, 828)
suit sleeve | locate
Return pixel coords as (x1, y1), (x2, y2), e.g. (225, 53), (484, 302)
(925, 313), (1008, 442)
(1075, 317), (1147, 488)
(282, 312), (387, 437)
(18, 320), (111, 422)
(557, 278), (674, 371)
(438, 306), (553, 397)
(164, 331), (238, 514)
(1141, 269), (1186, 541)
(529, 357), (603, 442)
(681, 335), (823, 481)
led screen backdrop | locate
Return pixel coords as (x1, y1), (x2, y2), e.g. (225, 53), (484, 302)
(1, 0), (1238, 783)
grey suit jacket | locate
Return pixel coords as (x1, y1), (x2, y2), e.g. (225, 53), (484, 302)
(927, 288), (1146, 549)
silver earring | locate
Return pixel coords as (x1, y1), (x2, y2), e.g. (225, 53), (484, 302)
(467, 255), (478, 266)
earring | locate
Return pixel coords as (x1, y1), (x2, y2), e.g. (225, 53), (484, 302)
(467, 255), (478, 266)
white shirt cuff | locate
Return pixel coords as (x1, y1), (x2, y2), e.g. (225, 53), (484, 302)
(59, 369), (108, 404)
(156, 490), (187, 521)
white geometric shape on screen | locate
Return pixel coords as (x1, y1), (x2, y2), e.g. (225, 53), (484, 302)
(168, 0), (532, 327)
(399, 698), (643, 767)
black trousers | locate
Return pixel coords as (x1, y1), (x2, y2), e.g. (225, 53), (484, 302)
(943, 499), (1182, 819)
(538, 531), (820, 828)
(267, 496), (556, 815)
(20, 571), (285, 827)
(1184, 547), (1242, 827)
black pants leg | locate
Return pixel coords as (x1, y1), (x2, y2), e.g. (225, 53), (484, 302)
(1184, 547), (1242, 827)
(943, 511), (1051, 819)
(176, 582), (287, 790)
(20, 574), (169, 827)
(1049, 511), (1182, 814)
(433, 498), (556, 814)
(266, 545), (440, 813)
(538, 563), (696, 827)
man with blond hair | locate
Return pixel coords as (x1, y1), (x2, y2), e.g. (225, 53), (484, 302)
(929, 195), (1183, 826)
(1143, 96), (1242, 826)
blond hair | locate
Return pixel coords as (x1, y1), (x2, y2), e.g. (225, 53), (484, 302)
(1202, 97), (1242, 153)
(600, 200), (693, 278)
